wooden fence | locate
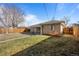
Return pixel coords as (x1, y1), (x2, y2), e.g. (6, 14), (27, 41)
(63, 27), (73, 34)
(0, 27), (28, 33)
(63, 25), (79, 37)
(73, 24), (79, 37)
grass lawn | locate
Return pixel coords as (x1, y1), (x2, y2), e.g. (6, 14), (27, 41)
(0, 35), (50, 56)
(14, 36), (79, 56)
(0, 35), (79, 56)
(0, 33), (29, 41)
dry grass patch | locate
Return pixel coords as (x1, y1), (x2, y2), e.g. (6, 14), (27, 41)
(0, 35), (49, 56)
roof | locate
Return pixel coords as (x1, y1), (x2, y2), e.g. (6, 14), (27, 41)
(40, 20), (65, 25)
(29, 24), (41, 28)
(73, 23), (79, 26)
(29, 20), (65, 28)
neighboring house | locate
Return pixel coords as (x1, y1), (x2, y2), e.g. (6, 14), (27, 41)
(29, 20), (66, 35)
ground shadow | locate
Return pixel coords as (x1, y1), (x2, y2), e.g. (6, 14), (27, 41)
(12, 36), (79, 56)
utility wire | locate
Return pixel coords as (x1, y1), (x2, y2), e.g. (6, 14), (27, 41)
(43, 3), (58, 20)
(52, 3), (58, 20)
(43, 3), (49, 20)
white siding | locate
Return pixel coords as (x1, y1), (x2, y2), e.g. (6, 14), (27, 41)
(60, 25), (63, 33)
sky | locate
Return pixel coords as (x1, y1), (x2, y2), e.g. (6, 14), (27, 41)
(0, 3), (79, 26)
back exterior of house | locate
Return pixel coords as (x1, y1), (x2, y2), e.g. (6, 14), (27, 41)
(29, 20), (66, 35)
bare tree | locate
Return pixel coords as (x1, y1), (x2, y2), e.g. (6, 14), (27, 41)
(0, 4), (25, 33)
(77, 21), (79, 24)
(62, 16), (70, 26)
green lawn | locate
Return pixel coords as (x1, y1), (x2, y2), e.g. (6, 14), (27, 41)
(0, 35), (50, 56)
(0, 35), (79, 56)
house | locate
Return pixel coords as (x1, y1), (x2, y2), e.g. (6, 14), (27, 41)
(29, 20), (66, 35)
